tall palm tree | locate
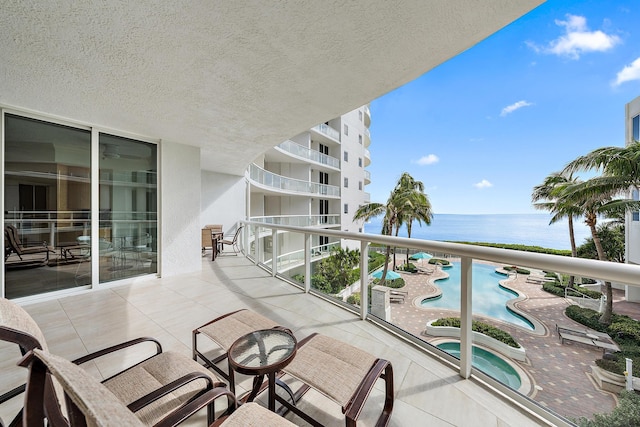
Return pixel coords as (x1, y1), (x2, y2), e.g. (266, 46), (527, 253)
(531, 172), (582, 286)
(562, 142), (640, 324)
(353, 172), (432, 282)
(559, 179), (640, 324)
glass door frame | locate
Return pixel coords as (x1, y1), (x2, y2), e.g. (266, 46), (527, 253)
(1, 107), (160, 301)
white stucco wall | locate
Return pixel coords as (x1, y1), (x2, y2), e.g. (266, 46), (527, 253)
(201, 171), (246, 236)
(160, 141), (202, 277)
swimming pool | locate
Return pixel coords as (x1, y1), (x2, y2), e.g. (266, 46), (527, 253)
(436, 342), (522, 390)
(421, 262), (534, 330)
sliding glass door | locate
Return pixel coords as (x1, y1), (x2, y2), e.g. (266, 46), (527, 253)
(3, 112), (158, 299)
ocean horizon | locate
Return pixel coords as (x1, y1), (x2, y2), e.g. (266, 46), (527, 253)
(364, 213), (592, 251)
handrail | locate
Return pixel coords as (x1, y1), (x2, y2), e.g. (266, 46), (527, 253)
(311, 124), (341, 142)
(250, 214), (340, 227)
(276, 140), (340, 169)
(248, 164), (340, 197)
(241, 220), (640, 285)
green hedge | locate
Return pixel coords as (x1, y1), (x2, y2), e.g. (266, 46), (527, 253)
(397, 262), (418, 273)
(431, 317), (520, 348)
(574, 391), (640, 427)
(428, 258), (450, 266)
(503, 266), (531, 275)
(565, 306), (640, 375)
(453, 242), (572, 256)
(371, 277), (405, 289)
(346, 292), (360, 305)
(542, 280), (602, 299)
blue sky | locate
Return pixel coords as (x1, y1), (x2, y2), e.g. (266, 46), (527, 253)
(368, 0), (640, 215)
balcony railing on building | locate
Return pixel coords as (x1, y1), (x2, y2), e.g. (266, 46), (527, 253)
(248, 164), (340, 197)
(251, 214), (340, 227)
(237, 219), (640, 427)
(276, 140), (340, 169)
(311, 124), (341, 143)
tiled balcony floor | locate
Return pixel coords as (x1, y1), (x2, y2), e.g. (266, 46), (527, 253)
(1, 256), (549, 426)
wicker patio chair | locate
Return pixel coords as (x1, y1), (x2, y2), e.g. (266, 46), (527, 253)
(0, 298), (225, 426)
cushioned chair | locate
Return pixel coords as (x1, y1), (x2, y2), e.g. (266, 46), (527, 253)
(193, 309), (394, 426)
(20, 349), (295, 427)
(0, 298), (224, 426)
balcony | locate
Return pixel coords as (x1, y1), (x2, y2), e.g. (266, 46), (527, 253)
(251, 214), (340, 227)
(311, 123), (341, 143)
(364, 169), (371, 184)
(363, 126), (371, 147)
(276, 140), (340, 169)
(248, 164), (340, 198)
(364, 191), (371, 202)
(364, 148), (371, 166)
(363, 104), (371, 127)
(3, 221), (637, 425)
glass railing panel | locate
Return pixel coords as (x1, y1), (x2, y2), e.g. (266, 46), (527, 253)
(312, 124), (341, 142)
(277, 140), (340, 169)
(249, 164), (340, 197)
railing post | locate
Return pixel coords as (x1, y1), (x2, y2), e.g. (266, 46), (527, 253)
(254, 225), (259, 266)
(360, 241), (369, 320)
(460, 256), (473, 379)
(304, 233), (311, 293)
(271, 229), (277, 276)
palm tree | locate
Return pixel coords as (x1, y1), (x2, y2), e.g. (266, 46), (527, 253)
(353, 172), (432, 283)
(531, 172), (582, 286)
(562, 142), (640, 324)
(559, 179), (640, 324)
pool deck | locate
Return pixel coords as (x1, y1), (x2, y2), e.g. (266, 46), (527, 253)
(388, 258), (639, 421)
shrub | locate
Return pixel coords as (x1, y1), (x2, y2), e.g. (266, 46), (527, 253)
(397, 262), (417, 273)
(431, 317), (520, 348)
(371, 277), (405, 289)
(565, 306), (607, 332)
(542, 282), (602, 299)
(453, 242), (572, 256)
(503, 266), (530, 275)
(346, 292), (361, 306)
(428, 258), (450, 266)
(573, 391), (640, 427)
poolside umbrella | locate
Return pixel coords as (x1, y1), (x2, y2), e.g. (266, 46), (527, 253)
(372, 270), (401, 280)
(410, 252), (432, 260)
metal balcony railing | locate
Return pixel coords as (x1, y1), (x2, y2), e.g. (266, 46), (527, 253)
(250, 214), (340, 227)
(277, 140), (340, 169)
(248, 164), (340, 197)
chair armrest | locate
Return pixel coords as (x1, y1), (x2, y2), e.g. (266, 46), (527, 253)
(127, 372), (224, 413)
(344, 359), (393, 424)
(72, 337), (162, 365)
(154, 386), (237, 427)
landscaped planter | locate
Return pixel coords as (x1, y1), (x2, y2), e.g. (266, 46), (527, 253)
(590, 365), (626, 393)
(425, 320), (526, 362)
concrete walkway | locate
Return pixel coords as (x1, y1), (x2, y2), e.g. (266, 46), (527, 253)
(387, 259), (638, 421)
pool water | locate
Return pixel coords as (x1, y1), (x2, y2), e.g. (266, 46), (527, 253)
(421, 262), (534, 330)
(437, 342), (522, 389)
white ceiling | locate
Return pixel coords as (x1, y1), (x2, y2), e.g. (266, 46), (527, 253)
(0, 1), (543, 176)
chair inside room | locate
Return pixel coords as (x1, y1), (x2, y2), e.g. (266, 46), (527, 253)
(0, 298), (224, 426)
(3, 225), (55, 266)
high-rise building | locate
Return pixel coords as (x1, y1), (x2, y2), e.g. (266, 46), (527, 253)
(625, 96), (640, 301)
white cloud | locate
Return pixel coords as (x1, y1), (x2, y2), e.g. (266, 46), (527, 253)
(614, 57), (640, 86)
(414, 154), (439, 165)
(528, 14), (620, 59)
(500, 100), (533, 117)
(473, 179), (493, 189)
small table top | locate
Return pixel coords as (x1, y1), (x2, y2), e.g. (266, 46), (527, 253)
(586, 333), (599, 340)
(228, 328), (297, 376)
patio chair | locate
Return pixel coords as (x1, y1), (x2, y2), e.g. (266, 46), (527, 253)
(194, 309), (394, 426)
(218, 226), (243, 256)
(4, 225), (55, 264)
(0, 297), (225, 427)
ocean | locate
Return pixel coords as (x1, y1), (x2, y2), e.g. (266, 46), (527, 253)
(364, 213), (592, 250)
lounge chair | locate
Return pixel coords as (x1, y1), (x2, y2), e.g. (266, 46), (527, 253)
(194, 309), (394, 426)
(218, 226), (243, 255)
(19, 349), (295, 427)
(0, 298), (224, 426)
(4, 225), (55, 264)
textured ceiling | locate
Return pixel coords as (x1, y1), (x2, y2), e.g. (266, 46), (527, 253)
(0, 1), (543, 175)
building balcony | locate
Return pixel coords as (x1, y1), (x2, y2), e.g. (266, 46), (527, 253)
(248, 163), (340, 198)
(6, 222), (636, 425)
(364, 191), (371, 202)
(364, 148), (371, 166)
(275, 140), (340, 170)
(250, 214), (340, 227)
(363, 126), (371, 147)
(363, 104), (371, 127)
(364, 169), (371, 185)
(311, 124), (341, 144)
